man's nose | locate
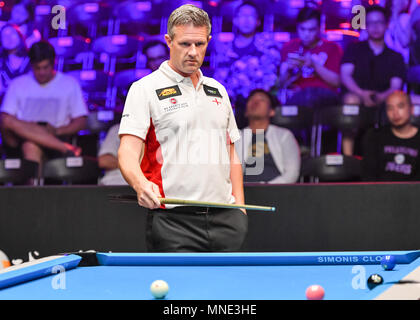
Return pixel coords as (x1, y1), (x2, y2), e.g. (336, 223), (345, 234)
(188, 44), (197, 57)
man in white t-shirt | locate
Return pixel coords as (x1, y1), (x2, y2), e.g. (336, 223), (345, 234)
(0, 41), (88, 163)
(118, 5), (247, 252)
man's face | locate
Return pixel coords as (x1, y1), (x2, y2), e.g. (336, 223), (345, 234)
(165, 24), (210, 76)
(234, 5), (260, 36)
(32, 59), (55, 84)
(145, 44), (168, 71)
(297, 19), (320, 47)
(366, 11), (387, 41)
(245, 92), (274, 120)
(386, 93), (412, 128)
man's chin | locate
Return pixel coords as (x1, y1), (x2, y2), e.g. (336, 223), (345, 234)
(182, 65), (200, 75)
(391, 121), (410, 129)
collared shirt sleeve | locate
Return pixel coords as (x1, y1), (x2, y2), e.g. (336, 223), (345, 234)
(221, 86), (240, 144)
(68, 76), (89, 119)
(118, 80), (151, 140)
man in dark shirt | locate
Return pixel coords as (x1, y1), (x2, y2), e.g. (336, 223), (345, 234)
(341, 5), (406, 156)
(361, 91), (420, 181)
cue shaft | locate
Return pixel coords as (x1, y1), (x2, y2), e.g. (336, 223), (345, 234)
(159, 198), (275, 212)
(108, 194), (275, 212)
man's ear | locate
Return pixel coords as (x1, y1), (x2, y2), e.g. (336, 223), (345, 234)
(269, 108), (276, 117)
(164, 34), (172, 48)
(207, 35), (212, 43)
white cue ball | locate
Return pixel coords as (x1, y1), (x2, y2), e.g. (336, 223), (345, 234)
(150, 280), (169, 299)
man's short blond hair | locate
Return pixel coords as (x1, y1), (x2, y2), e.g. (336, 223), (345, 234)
(167, 4), (211, 39)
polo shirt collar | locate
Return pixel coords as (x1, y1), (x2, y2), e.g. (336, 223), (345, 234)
(159, 60), (204, 86)
(364, 40), (390, 56)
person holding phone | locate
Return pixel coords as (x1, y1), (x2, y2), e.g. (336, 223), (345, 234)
(279, 7), (342, 109)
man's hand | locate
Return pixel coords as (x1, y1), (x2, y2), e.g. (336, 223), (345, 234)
(45, 123), (57, 136)
(135, 179), (162, 209)
(360, 90), (377, 107)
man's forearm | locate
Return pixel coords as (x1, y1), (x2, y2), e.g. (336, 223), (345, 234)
(230, 144), (245, 206)
(118, 140), (146, 192)
(55, 117), (87, 136)
(314, 63), (340, 88)
(341, 74), (363, 96)
(98, 154), (119, 170)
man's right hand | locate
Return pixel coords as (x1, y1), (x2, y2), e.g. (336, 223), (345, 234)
(135, 180), (162, 209)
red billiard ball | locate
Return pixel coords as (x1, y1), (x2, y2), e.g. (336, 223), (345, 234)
(305, 284), (325, 300)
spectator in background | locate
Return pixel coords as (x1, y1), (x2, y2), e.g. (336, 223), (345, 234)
(98, 123), (127, 185)
(98, 40), (169, 185)
(0, 24), (31, 100)
(279, 7), (342, 109)
(236, 89), (301, 184)
(143, 40), (170, 72)
(9, 0), (41, 48)
(0, 41), (87, 164)
(212, 1), (281, 128)
(341, 5), (406, 156)
(384, 0), (418, 64)
(408, 5), (420, 102)
(361, 90), (420, 181)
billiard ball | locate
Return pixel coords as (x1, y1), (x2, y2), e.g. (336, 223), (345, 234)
(305, 284), (325, 300)
(150, 280), (169, 299)
(381, 255), (396, 271)
(367, 274), (383, 290)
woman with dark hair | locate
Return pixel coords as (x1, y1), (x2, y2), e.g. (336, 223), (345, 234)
(9, 0), (41, 48)
(0, 23), (30, 98)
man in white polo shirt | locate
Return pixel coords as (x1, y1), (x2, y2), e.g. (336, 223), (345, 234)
(118, 4), (247, 252)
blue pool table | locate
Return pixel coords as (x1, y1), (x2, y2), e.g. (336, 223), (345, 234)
(1, 251), (420, 300)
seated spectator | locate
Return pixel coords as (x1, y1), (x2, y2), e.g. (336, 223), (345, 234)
(236, 89), (301, 184)
(279, 6), (342, 109)
(361, 90), (420, 181)
(0, 41), (88, 164)
(212, 1), (281, 128)
(143, 40), (170, 73)
(9, 0), (41, 49)
(340, 5), (406, 156)
(97, 41), (169, 185)
(0, 24), (31, 99)
(98, 123), (127, 186)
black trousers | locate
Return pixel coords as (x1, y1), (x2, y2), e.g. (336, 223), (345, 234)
(146, 206), (248, 252)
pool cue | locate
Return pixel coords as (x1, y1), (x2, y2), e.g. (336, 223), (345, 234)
(108, 194), (275, 212)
